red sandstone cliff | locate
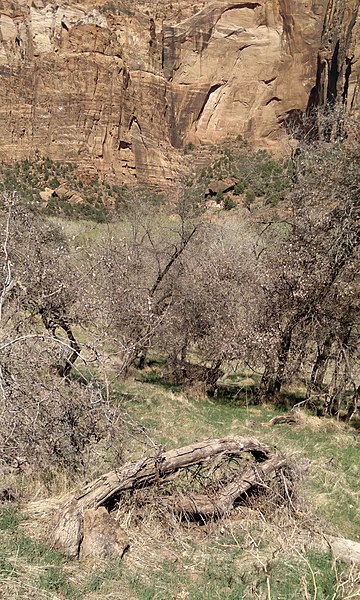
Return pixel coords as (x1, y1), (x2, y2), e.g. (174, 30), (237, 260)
(0, 0), (358, 185)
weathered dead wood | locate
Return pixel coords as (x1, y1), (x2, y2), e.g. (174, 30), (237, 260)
(268, 408), (301, 426)
(80, 508), (129, 560)
(329, 537), (360, 566)
(162, 454), (287, 518)
(164, 359), (223, 387)
(49, 436), (286, 557)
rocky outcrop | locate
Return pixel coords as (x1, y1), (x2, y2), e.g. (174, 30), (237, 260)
(0, 0), (358, 186)
(80, 507), (129, 560)
(53, 182), (85, 205)
(164, 0), (322, 150)
(308, 0), (360, 111)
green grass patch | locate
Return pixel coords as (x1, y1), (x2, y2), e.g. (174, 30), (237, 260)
(88, 560), (124, 593)
(0, 508), (22, 531)
(127, 546), (348, 600)
(0, 553), (15, 577)
(0, 526), (76, 598)
(129, 556), (246, 600)
(267, 550), (345, 600)
(38, 566), (79, 599)
(13, 534), (67, 565)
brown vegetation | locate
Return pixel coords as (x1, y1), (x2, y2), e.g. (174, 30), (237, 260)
(0, 116), (359, 485)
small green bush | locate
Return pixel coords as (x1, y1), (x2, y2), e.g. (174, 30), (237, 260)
(183, 142), (195, 155)
(223, 195), (236, 210)
(215, 190), (224, 203)
(49, 177), (60, 189)
(244, 189), (255, 207)
(233, 180), (246, 195)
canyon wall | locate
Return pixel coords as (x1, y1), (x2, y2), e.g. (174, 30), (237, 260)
(0, 0), (358, 185)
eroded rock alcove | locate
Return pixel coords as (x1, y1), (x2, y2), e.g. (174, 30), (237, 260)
(0, 0), (358, 185)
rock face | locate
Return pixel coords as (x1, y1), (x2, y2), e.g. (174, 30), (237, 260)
(0, 0), (358, 186)
(80, 507), (129, 559)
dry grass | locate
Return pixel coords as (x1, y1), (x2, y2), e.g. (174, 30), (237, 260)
(1, 377), (359, 599)
(0, 579), (62, 600)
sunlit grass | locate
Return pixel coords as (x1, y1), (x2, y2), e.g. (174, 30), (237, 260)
(122, 376), (360, 540)
(1, 374), (358, 599)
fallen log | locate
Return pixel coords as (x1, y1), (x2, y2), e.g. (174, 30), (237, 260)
(268, 408), (301, 426)
(49, 436), (288, 557)
(329, 537), (360, 566)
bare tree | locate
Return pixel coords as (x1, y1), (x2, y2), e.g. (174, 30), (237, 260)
(153, 220), (260, 387)
(97, 197), (202, 376)
(0, 198), (84, 375)
(255, 133), (359, 408)
(0, 197), (117, 480)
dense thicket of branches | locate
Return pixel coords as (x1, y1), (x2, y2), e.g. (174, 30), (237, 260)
(255, 139), (359, 410)
(0, 201), (119, 479)
(0, 113), (358, 481)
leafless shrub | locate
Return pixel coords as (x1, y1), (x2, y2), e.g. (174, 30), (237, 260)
(252, 125), (359, 410)
(95, 197), (202, 375)
(0, 197), (118, 481)
(0, 338), (112, 474)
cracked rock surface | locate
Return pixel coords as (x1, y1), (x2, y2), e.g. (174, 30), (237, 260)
(0, 0), (358, 185)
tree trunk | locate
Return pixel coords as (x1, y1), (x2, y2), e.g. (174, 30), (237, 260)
(57, 320), (81, 378)
(345, 385), (359, 422)
(309, 337), (333, 391)
(137, 348), (148, 370)
(39, 309), (80, 378)
(180, 334), (188, 362)
(273, 328), (293, 394)
(327, 328), (352, 417)
(257, 364), (277, 403)
(257, 328), (293, 401)
(306, 337), (333, 415)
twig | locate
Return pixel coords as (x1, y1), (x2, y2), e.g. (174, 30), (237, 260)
(281, 470), (296, 512)
(295, 548), (318, 600)
(0, 196), (14, 321)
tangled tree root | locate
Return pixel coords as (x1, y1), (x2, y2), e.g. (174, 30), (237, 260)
(49, 436), (291, 558)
